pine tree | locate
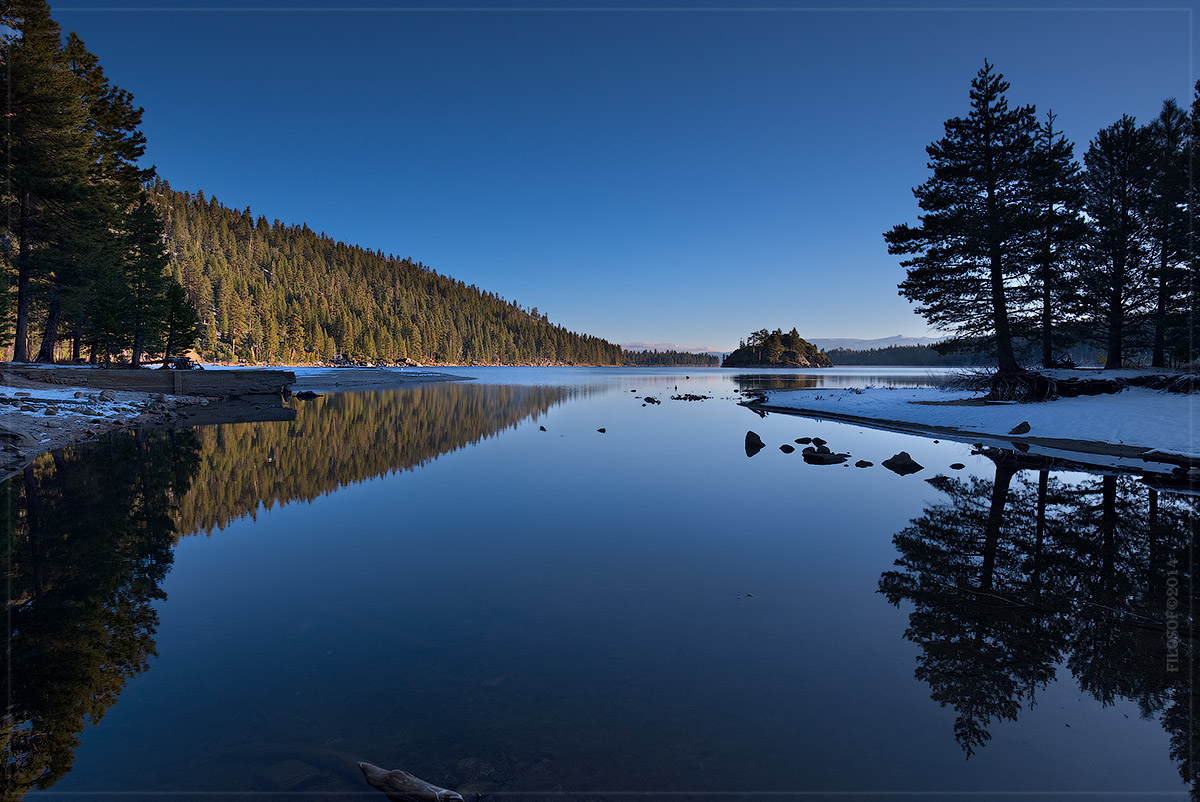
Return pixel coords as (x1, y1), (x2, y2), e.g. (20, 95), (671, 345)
(35, 32), (153, 363)
(1, 0), (90, 361)
(1079, 116), (1155, 369)
(1026, 110), (1086, 368)
(886, 62), (1038, 378)
(159, 281), (199, 363)
(122, 195), (170, 367)
(1145, 98), (1190, 367)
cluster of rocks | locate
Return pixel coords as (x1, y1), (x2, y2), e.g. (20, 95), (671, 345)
(745, 429), (936, 476)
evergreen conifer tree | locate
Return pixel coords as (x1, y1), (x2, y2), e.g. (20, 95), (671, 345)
(886, 62), (1038, 380)
(1079, 116), (1155, 369)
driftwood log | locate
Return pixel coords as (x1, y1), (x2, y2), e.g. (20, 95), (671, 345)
(359, 761), (465, 802)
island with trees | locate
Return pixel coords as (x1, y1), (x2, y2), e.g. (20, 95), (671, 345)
(721, 329), (832, 368)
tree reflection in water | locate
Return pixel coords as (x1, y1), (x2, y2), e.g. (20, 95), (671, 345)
(881, 450), (1198, 793)
(2, 430), (201, 801)
(1, 382), (570, 800)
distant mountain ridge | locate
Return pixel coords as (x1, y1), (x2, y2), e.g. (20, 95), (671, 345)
(807, 335), (944, 351)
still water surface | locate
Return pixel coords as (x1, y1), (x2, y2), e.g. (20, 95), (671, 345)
(6, 367), (1196, 801)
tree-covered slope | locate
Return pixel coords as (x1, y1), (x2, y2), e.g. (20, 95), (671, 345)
(721, 328), (831, 367)
(152, 181), (625, 365)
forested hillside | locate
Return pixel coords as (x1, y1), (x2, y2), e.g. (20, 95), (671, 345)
(153, 181), (624, 365)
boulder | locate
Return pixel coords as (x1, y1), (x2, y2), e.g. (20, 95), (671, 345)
(882, 451), (924, 476)
(811, 437), (827, 446)
(855, 460), (873, 468)
(780, 444), (795, 454)
(745, 431), (766, 457)
(98, 389), (116, 402)
(1009, 421), (1031, 435)
(803, 450), (849, 465)
(597, 428), (606, 433)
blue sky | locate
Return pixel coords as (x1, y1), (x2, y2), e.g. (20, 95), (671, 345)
(54, 0), (1194, 352)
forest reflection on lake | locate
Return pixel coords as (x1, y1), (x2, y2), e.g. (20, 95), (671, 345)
(3, 368), (1197, 801)
(881, 449), (1199, 793)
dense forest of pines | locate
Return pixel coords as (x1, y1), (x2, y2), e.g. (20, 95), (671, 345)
(887, 62), (1198, 389)
(622, 348), (718, 366)
(153, 182), (627, 366)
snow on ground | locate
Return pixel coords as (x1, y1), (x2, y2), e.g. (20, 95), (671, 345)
(761, 386), (1199, 459)
(0, 384), (149, 421)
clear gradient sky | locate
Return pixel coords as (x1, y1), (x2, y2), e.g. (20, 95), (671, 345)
(52, 0), (1194, 352)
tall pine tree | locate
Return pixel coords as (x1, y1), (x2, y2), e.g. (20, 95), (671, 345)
(1026, 110), (1086, 368)
(0, 0), (89, 361)
(886, 62), (1038, 381)
(1079, 116), (1155, 369)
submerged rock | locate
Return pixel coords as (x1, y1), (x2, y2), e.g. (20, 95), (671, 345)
(359, 761), (464, 802)
(882, 451), (924, 476)
(745, 431), (766, 457)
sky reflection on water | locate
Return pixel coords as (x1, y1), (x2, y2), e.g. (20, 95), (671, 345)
(7, 367), (1194, 802)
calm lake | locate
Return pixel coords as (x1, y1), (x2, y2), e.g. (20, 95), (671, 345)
(7, 367), (1196, 801)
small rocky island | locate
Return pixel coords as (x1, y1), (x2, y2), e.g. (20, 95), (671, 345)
(722, 328), (832, 368)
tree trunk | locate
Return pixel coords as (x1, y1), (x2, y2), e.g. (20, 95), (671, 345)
(132, 331), (144, 368)
(1041, 265), (1053, 369)
(990, 248), (1021, 374)
(1151, 247), (1168, 368)
(35, 295), (62, 363)
(14, 192), (32, 363)
(71, 327), (81, 363)
(1105, 253), (1125, 369)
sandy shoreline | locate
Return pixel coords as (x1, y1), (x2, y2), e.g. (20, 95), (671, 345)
(0, 365), (469, 483)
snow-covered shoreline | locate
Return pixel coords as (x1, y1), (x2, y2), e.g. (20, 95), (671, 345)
(0, 381), (207, 481)
(750, 385), (1198, 473)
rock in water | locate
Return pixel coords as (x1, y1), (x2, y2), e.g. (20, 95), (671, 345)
(803, 450), (849, 465)
(811, 437), (827, 447)
(780, 444), (795, 454)
(597, 428), (606, 433)
(882, 451), (924, 476)
(539, 425), (546, 432)
(855, 460), (873, 468)
(745, 431), (766, 457)
(359, 762), (464, 802)
(795, 437), (811, 444)
(1009, 421), (1031, 435)
(949, 463), (965, 470)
